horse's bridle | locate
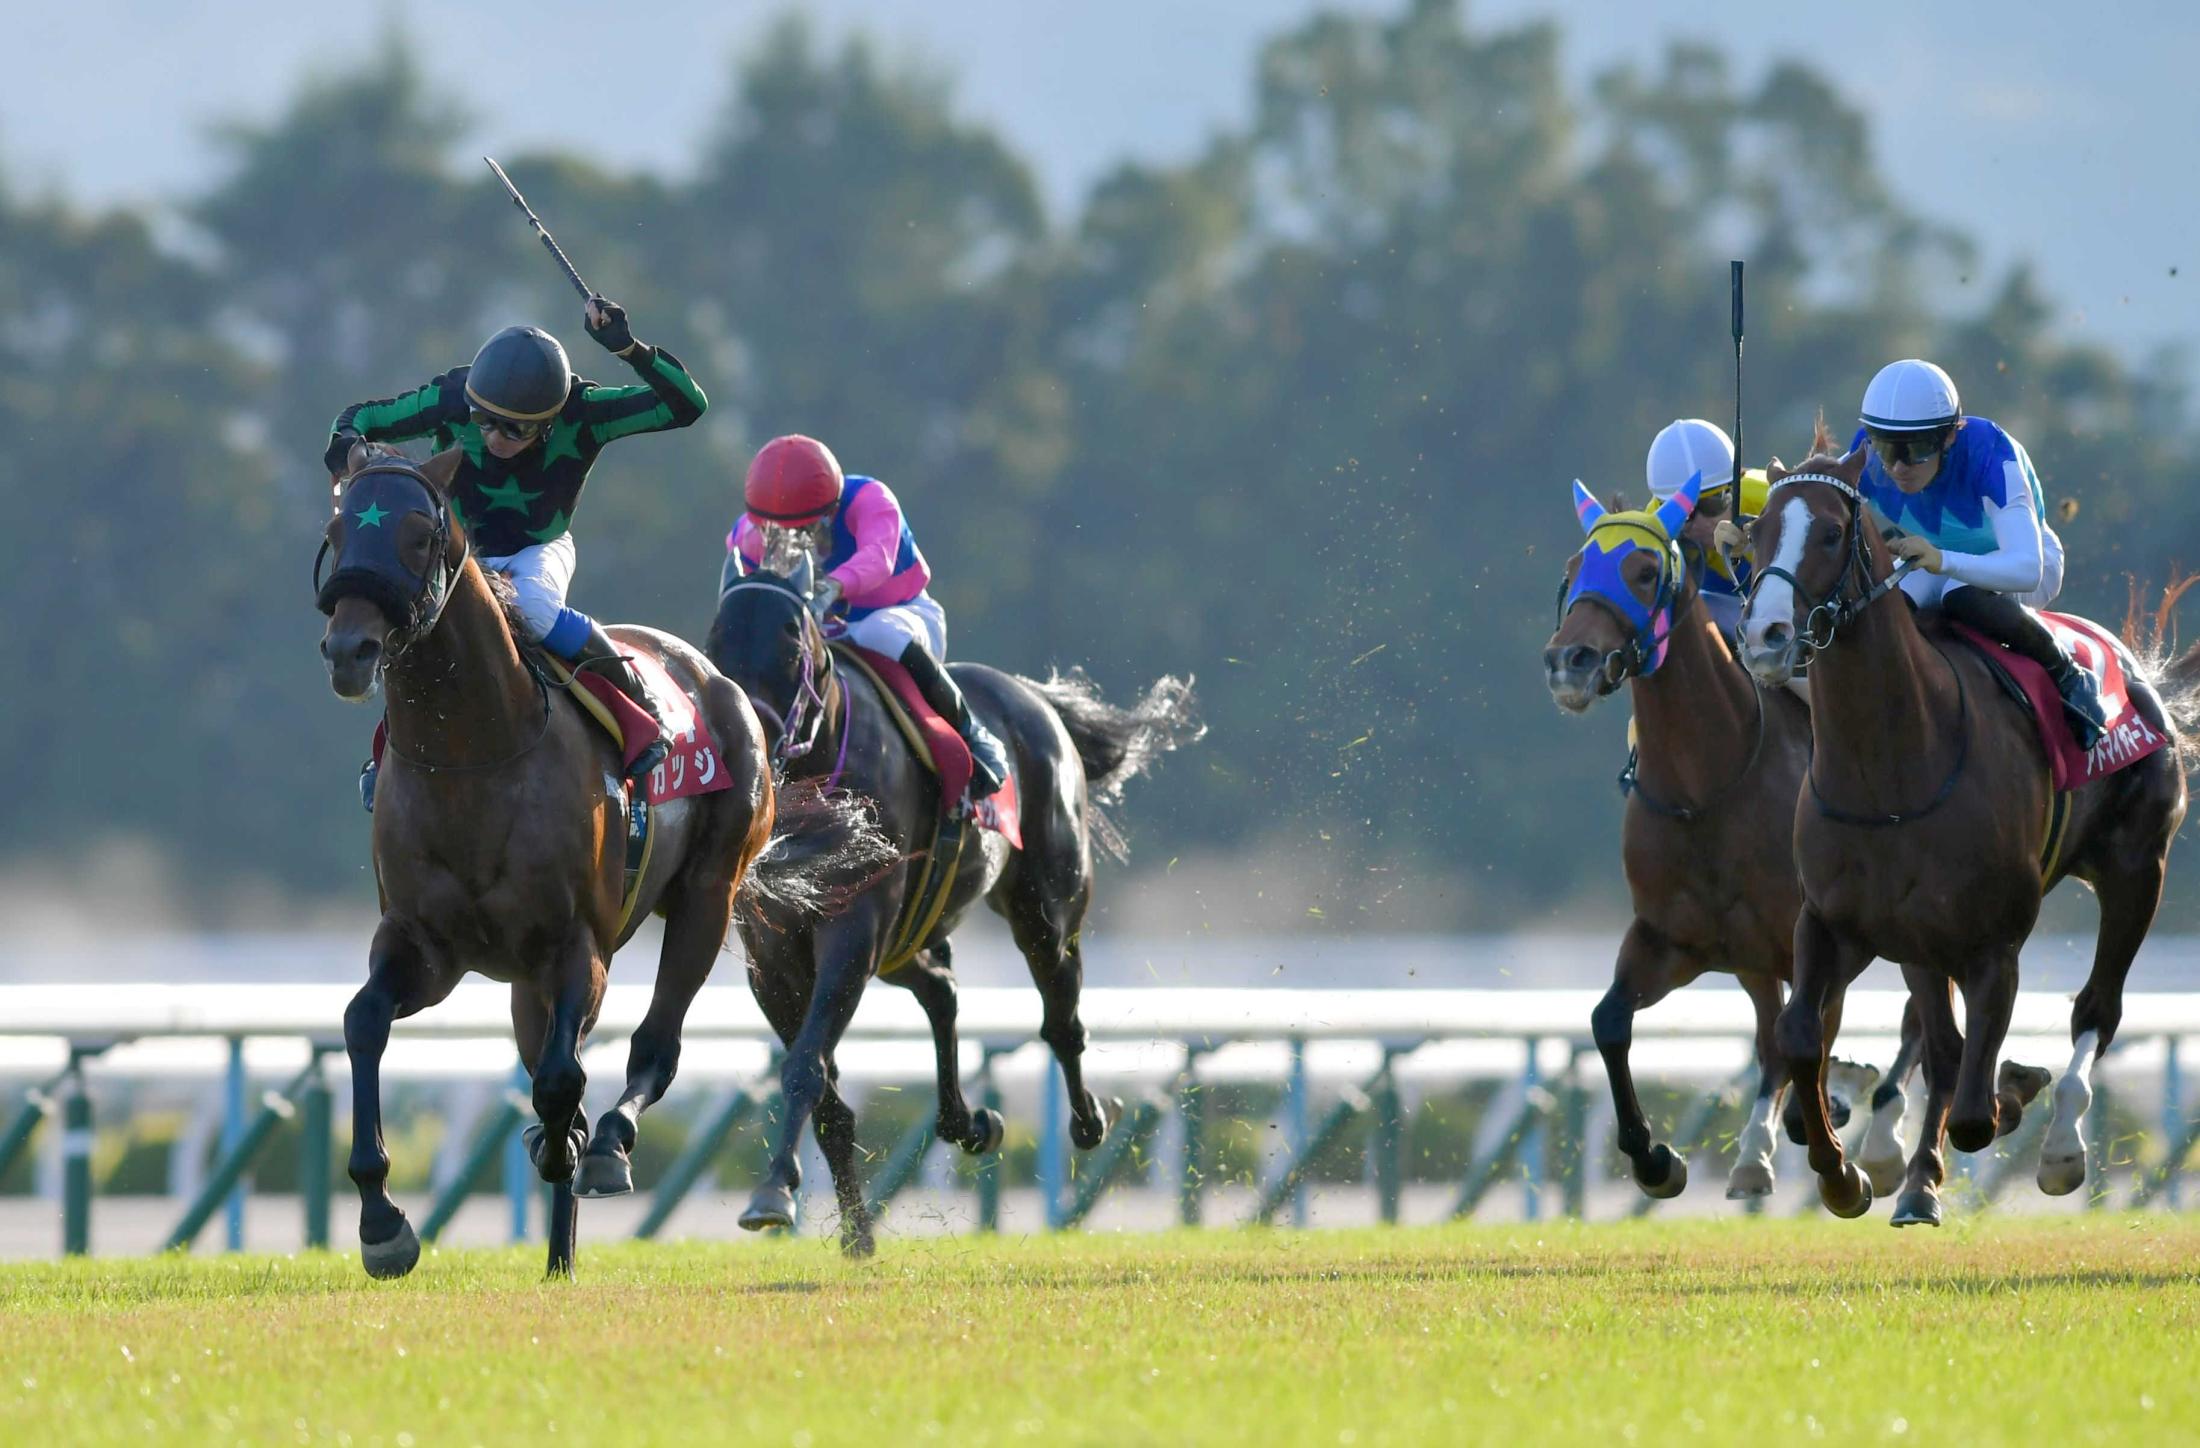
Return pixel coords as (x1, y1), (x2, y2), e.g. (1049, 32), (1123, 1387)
(1743, 471), (1911, 660)
(1749, 471), (1970, 827)
(718, 574), (841, 778)
(1554, 524), (1698, 689)
(315, 459), (468, 658)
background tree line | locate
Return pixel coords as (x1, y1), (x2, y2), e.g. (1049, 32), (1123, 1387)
(7, 0), (2194, 930)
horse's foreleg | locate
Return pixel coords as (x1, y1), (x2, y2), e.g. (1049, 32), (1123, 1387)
(580, 881), (735, 1198)
(891, 941), (1001, 1156)
(2043, 856), (2165, 1194)
(1891, 970), (1961, 1227)
(739, 933), (871, 1238)
(1775, 907), (1872, 1217)
(1948, 952), (2019, 1154)
(343, 920), (452, 1279)
(1590, 923), (1689, 1197)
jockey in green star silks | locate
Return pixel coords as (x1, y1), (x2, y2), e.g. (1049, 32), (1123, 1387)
(325, 298), (707, 806)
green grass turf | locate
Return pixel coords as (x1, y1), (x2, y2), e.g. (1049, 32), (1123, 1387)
(0, 1216), (2195, 1446)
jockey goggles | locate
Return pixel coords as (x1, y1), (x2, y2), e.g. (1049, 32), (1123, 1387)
(471, 408), (548, 443)
(1865, 424), (1953, 469)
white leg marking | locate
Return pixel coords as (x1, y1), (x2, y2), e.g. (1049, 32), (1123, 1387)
(2038, 1029), (2099, 1196)
(1726, 1090), (1779, 1199)
(1860, 1085), (1909, 1196)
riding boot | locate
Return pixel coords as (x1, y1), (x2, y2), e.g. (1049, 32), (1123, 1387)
(564, 620), (672, 781)
(898, 642), (1011, 799)
(359, 760), (377, 813)
(1941, 587), (2109, 749)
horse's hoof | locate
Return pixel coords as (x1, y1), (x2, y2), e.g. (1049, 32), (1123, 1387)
(739, 1183), (798, 1232)
(1071, 1094), (1121, 1152)
(1999, 1060), (2053, 1107)
(1824, 1059), (1878, 1131)
(2038, 1148), (2088, 1197)
(840, 1226), (877, 1260)
(1889, 1188), (1942, 1228)
(967, 1107), (1005, 1156)
(360, 1219), (421, 1280)
(525, 1122), (589, 1184)
(1724, 1158), (1775, 1200)
(1634, 1144), (1688, 1200)
(574, 1149), (634, 1199)
(1860, 1153), (1908, 1199)
(1819, 1163), (1874, 1220)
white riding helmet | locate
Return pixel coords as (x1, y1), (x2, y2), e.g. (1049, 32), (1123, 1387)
(1861, 359), (1961, 431)
(1646, 418), (1734, 501)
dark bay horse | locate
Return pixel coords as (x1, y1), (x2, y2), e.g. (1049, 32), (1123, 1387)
(317, 446), (877, 1277)
(1740, 436), (2192, 1226)
(1544, 476), (1914, 1199)
(706, 530), (1200, 1256)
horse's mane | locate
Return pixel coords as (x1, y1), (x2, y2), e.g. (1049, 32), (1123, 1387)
(479, 567), (542, 651)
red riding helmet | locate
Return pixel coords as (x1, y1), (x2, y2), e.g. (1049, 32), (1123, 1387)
(745, 435), (844, 526)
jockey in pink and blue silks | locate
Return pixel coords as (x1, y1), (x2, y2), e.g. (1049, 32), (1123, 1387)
(722, 434), (1010, 801)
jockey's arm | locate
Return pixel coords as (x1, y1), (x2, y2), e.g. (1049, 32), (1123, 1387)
(581, 342), (708, 446)
(826, 481), (906, 596)
(1934, 489), (2046, 595)
(325, 373), (467, 473)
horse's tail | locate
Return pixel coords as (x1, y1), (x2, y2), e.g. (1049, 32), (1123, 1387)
(2120, 574), (2200, 763)
(1023, 669), (1204, 862)
(736, 777), (900, 932)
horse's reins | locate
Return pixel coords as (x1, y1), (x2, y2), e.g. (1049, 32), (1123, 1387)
(1748, 471), (1969, 826)
(322, 457), (555, 775)
(719, 577), (850, 789)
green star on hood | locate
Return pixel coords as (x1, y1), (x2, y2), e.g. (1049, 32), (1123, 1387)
(354, 502), (389, 528)
(477, 476), (544, 515)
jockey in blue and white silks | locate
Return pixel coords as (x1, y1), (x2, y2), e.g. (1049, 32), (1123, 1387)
(1850, 358), (2107, 747)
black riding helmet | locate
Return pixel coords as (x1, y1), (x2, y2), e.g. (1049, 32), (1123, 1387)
(463, 325), (573, 423)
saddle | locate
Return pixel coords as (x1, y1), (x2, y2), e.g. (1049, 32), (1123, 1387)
(1948, 611), (2167, 791)
(830, 641), (1020, 977)
(1949, 610), (2168, 882)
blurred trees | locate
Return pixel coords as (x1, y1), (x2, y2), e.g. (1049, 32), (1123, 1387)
(6, 0), (2192, 926)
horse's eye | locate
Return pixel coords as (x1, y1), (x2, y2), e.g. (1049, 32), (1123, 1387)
(1814, 523), (1841, 548)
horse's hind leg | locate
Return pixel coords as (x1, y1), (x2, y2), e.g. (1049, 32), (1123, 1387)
(2043, 854), (2166, 1194)
(1589, 923), (1694, 1197)
(999, 871), (1114, 1151)
(889, 941), (1003, 1156)
(1726, 969), (1788, 1200)
(1860, 995), (1922, 1196)
(1891, 971), (1962, 1228)
(580, 880), (734, 1198)
(1774, 908), (1874, 1217)
(342, 920), (459, 1279)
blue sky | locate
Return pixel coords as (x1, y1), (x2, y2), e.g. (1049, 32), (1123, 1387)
(5, 1), (2193, 361)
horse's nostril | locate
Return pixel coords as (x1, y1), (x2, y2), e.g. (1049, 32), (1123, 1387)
(1566, 645), (1598, 672)
(349, 638), (382, 669)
